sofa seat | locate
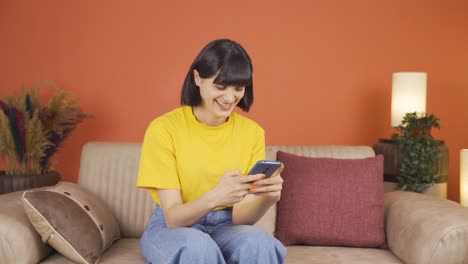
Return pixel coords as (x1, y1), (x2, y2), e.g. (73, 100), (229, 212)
(41, 239), (146, 264)
(285, 246), (403, 264)
(40, 241), (404, 264)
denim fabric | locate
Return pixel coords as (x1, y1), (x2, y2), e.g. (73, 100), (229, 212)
(140, 206), (287, 264)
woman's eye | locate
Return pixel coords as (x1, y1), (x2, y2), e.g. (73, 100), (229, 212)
(215, 85), (226, 90)
(236, 87), (245, 92)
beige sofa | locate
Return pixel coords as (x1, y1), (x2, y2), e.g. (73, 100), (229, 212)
(1, 142), (468, 264)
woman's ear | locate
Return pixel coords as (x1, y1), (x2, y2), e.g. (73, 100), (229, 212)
(193, 69), (201, 86)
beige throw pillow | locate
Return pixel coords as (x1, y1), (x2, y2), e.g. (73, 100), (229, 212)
(22, 182), (120, 264)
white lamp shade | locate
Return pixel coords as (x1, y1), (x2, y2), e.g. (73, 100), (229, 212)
(391, 72), (427, 127)
(461, 150), (468, 206)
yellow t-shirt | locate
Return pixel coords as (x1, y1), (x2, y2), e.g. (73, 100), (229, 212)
(136, 106), (265, 207)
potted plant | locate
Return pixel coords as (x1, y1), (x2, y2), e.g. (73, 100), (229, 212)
(0, 82), (91, 194)
(391, 112), (443, 193)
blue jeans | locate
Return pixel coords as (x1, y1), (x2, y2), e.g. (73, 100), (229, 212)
(140, 206), (287, 264)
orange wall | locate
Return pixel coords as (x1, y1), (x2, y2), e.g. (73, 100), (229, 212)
(1, 0), (467, 202)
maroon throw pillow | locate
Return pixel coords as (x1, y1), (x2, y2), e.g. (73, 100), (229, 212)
(276, 151), (385, 247)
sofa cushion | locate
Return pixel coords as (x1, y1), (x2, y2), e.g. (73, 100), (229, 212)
(40, 239), (146, 264)
(0, 188), (53, 264)
(284, 246), (403, 264)
(276, 151), (385, 247)
(22, 182), (120, 264)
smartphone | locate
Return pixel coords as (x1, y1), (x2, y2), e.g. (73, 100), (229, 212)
(248, 160), (281, 178)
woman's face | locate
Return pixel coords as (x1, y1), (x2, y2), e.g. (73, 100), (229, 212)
(193, 70), (245, 126)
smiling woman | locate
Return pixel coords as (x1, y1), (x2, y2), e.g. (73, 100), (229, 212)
(180, 39), (254, 126)
(192, 74), (246, 126)
(136, 39), (286, 264)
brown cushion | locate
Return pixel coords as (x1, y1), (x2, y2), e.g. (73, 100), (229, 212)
(22, 182), (120, 264)
(276, 151), (385, 247)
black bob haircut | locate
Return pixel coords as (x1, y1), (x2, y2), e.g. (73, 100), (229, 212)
(181, 39), (254, 112)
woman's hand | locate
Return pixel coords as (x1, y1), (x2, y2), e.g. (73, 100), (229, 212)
(208, 170), (266, 207)
(248, 163), (284, 202)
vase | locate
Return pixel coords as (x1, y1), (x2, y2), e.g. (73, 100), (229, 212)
(373, 139), (448, 199)
(0, 171), (61, 195)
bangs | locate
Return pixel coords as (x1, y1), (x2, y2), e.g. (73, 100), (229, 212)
(213, 54), (252, 87)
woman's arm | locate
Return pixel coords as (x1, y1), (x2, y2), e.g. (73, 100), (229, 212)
(157, 189), (216, 227)
(232, 164), (284, 225)
(158, 170), (265, 227)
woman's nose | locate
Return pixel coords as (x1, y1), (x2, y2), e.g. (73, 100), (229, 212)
(222, 94), (235, 103)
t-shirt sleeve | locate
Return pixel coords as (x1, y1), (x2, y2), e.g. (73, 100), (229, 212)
(136, 120), (180, 190)
(247, 125), (266, 172)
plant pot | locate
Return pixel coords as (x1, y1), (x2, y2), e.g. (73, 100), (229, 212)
(0, 171), (61, 195)
(373, 139), (448, 199)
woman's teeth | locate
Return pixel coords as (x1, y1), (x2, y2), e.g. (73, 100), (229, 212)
(215, 99), (231, 110)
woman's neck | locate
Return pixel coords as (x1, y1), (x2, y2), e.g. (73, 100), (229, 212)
(192, 107), (228, 127)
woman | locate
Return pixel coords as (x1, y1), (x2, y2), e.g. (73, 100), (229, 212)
(137, 39), (286, 263)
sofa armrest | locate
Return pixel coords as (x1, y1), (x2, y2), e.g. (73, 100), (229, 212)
(0, 188), (53, 264)
(384, 191), (468, 264)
